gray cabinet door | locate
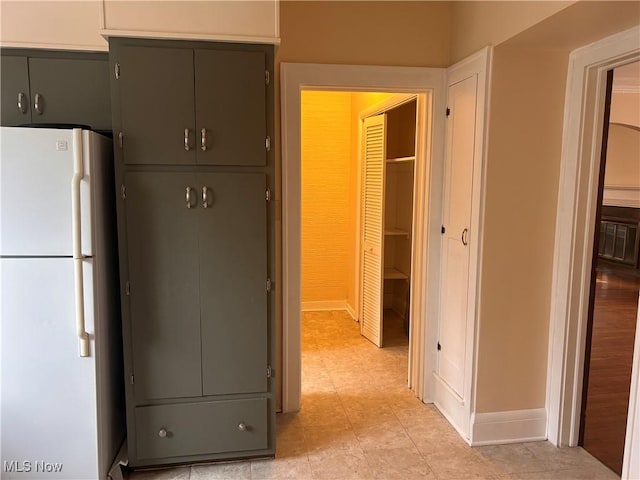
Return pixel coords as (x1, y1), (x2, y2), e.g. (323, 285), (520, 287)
(1, 56), (31, 126)
(118, 47), (195, 164)
(125, 172), (202, 401)
(28, 58), (111, 130)
(198, 173), (268, 395)
(195, 50), (266, 166)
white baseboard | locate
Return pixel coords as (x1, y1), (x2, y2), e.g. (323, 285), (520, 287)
(301, 300), (349, 312)
(345, 302), (357, 321)
(470, 408), (547, 446)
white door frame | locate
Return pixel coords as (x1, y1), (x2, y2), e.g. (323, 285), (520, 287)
(280, 63), (446, 412)
(546, 25), (640, 477)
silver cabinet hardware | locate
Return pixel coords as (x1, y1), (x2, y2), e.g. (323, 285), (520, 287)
(121, 185), (126, 200)
(158, 428), (168, 438)
(114, 62), (121, 79)
(265, 136), (271, 152)
(184, 128), (191, 151)
(200, 128), (207, 151)
(265, 189), (271, 202)
(237, 422), (247, 432)
(125, 281), (130, 296)
(461, 228), (469, 246)
(17, 92), (26, 113)
(118, 132), (123, 148)
(34, 93), (43, 115)
(185, 187), (195, 209)
(265, 70), (270, 85)
(202, 186), (210, 208)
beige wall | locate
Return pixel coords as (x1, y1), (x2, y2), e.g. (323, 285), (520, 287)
(610, 92), (640, 128)
(449, 1), (574, 63)
(604, 124), (640, 188)
(278, 1), (451, 67)
(475, 46), (569, 412)
(0, 1), (107, 50)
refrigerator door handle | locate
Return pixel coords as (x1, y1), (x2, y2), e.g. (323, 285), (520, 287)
(72, 129), (90, 357)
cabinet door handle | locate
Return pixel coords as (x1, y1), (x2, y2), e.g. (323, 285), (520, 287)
(202, 186), (210, 208)
(185, 187), (195, 209)
(17, 92), (26, 113)
(200, 128), (207, 151)
(461, 228), (469, 246)
(34, 93), (43, 115)
(184, 128), (191, 151)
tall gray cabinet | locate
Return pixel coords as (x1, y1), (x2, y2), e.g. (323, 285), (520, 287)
(109, 38), (275, 467)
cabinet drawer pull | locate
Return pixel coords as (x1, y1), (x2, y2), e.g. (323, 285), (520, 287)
(461, 228), (469, 246)
(200, 128), (207, 151)
(158, 428), (168, 438)
(17, 92), (26, 114)
(34, 93), (43, 115)
(202, 186), (210, 208)
(184, 128), (191, 151)
(238, 422), (247, 432)
(185, 187), (195, 209)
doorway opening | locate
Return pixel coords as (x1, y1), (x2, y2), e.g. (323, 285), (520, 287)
(580, 61), (640, 476)
(299, 91), (421, 407)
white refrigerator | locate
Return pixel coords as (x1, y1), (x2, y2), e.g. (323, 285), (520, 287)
(0, 127), (125, 479)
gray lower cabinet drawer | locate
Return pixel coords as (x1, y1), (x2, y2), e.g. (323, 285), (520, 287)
(135, 398), (268, 460)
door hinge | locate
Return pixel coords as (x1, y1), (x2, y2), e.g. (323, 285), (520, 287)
(437, 341), (442, 351)
(267, 365), (273, 378)
(266, 189), (272, 202)
(114, 62), (121, 80)
(265, 136), (271, 152)
(130, 373), (134, 384)
(118, 132), (123, 148)
(266, 277), (272, 292)
(125, 281), (130, 296)
(265, 70), (270, 86)
(441, 225), (446, 234)
(121, 184), (126, 200)
(446, 107), (451, 117)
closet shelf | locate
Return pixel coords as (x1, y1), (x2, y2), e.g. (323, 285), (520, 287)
(386, 156), (415, 164)
(384, 267), (409, 281)
(385, 228), (410, 238)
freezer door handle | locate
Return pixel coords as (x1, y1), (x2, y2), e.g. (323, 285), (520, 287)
(72, 129), (90, 357)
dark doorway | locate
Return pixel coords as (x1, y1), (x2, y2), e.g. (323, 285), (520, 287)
(580, 65), (640, 476)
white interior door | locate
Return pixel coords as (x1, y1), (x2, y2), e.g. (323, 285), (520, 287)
(360, 114), (387, 347)
(437, 75), (478, 398)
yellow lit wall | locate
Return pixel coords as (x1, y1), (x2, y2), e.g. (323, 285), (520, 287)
(301, 91), (353, 306)
(301, 91), (397, 312)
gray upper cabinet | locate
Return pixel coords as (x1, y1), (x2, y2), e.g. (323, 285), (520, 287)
(195, 50), (266, 166)
(115, 44), (267, 166)
(118, 47), (196, 165)
(28, 58), (111, 130)
(0, 51), (111, 130)
(1, 55), (30, 126)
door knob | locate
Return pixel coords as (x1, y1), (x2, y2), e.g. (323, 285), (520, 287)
(158, 428), (168, 438)
(238, 422), (247, 431)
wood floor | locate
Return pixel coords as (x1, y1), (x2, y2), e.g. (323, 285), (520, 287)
(582, 263), (640, 475)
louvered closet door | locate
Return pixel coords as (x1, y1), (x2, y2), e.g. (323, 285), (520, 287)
(360, 114), (387, 347)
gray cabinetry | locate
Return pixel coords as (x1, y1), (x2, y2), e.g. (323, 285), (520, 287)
(116, 44), (267, 166)
(110, 38), (275, 468)
(0, 55), (30, 126)
(0, 51), (111, 130)
(125, 172), (202, 402)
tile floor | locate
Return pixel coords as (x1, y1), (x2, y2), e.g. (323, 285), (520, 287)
(130, 310), (618, 480)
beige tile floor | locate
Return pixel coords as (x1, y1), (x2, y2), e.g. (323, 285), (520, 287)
(130, 310), (618, 480)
